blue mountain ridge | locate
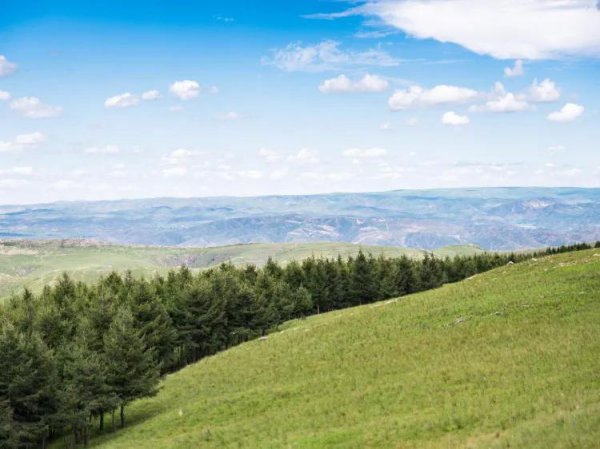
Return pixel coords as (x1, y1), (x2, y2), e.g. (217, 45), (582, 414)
(1, 187), (598, 250)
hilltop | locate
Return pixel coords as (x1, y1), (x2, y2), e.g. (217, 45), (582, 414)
(73, 249), (600, 449)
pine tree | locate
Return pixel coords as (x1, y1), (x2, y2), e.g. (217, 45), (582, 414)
(0, 324), (58, 448)
(350, 251), (377, 305)
(128, 281), (177, 373)
(58, 342), (117, 444)
(0, 401), (17, 449)
(103, 308), (159, 428)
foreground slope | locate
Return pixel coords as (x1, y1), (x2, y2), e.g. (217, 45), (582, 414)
(83, 250), (600, 448)
(0, 240), (479, 300)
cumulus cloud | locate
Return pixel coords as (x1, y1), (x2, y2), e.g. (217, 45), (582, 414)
(470, 82), (530, 113)
(169, 80), (200, 100)
(10, 97), (63, 118)
(258, 148), (282, 163)
(319, 74), (389, 93)
(288, 148), (320, 164)
(0, 90), (10, 101)
(0, 55), (17, 77)
(263, 40), (399, 72)
(547, 102), (584, 122)
(343, 147), (388, 158)
(162, 148), (202, 165)
(0, 132), (46, 152)
(104, 92), (139, 108)
(84, 145), (120, 154)
(141, 90), (161, 100)
(442, 111), (470, 126)
(349, 0), (600, 60)
(388, 84), (478, 110)
(528, 78), (560, 103)
(504, 59), (524, 77)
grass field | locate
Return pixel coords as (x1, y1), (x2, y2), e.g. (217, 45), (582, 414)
(65, 249), (600, 449)
(0, 240), (482, 300)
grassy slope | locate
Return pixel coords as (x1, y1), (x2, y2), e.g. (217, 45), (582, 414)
(78, 249), (600, 449)
(0, 241), (482, 300)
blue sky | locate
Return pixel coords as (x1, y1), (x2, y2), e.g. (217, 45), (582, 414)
(1, 0), (599, 204)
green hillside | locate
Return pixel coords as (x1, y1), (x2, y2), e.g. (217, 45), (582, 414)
(0, 240), (482, 300)
(73, 249), (600, 449)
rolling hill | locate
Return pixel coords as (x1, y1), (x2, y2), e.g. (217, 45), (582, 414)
(68, 249), (600, 449)
(0, 240), (482, 300)
(2, 187), (600, 250)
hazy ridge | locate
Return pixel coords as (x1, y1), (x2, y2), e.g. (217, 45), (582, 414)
(2, 187), (599, 250)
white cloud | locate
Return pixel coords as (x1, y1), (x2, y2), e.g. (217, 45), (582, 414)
(0, 55), (17, 77)
(141, 90), (161, 100)
(504, 59), (525, 78)
(0, 90), (10, 101)
(84, 145), (120, 154)
(547, 102), (584, 122)
(354, 0), (600, 60)
(442, 111), (470, 126)
(288, 148), (320, 164)
(104, 92), (139, 108)
(264, 40), (399, 72)
(162, 166), (188, 177)
(15, 132), (46, 146)
(504, 59), (524, 77)
(162, 148), (203, 165)
(10, 97), (63, 118)
(343, 147), (388, 158)
(470, 82), (530, 113)
(388, 84), (478, 110)
(319, 74), (389, 93)
(0, 132), (46, 152)
(169, 80), (200, 100)
(258, 148), (282, 163)
(528, 78), (560, 103)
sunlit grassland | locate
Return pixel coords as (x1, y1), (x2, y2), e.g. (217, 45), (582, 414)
(0, 241), (482, 300)
(72, 249), (600, 449)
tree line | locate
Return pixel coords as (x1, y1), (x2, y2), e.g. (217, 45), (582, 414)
(1, 241), (598, 448)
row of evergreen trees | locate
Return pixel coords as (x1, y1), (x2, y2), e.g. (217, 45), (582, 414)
(1, 241), (598, 448)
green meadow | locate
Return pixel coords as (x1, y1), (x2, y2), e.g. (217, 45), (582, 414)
(0, 240), (481, 300)
(67, 249), (600, 449)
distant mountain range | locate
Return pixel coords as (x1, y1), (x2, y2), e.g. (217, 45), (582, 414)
(1, 187), (599, 250)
